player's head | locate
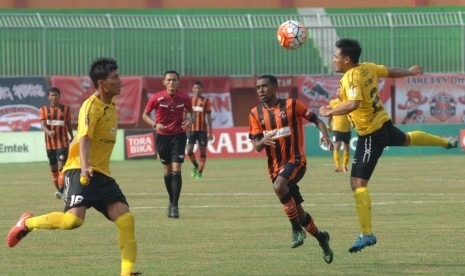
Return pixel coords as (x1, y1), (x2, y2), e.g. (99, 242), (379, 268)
(48, 87), (60, 96)
(89, 58), (120, 96)
(256, 75), (278, 104)
(334, 39), (362, 73)
(89, 58), (118, 88)
(192, 81), (203, 97)
(47, 87), (60, 105)
(163, 70), (180, 94)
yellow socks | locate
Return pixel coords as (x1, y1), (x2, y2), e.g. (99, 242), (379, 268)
(343, 149), (349, 169)
(407, 131), (447, 147)
(115, 212), (137, 276)
(25, 212), (83, 230)
(353, 187), (372, 235)
(333, 150), (340, 169)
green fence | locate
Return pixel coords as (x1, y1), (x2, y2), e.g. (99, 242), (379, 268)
(1, 11), (464, 76)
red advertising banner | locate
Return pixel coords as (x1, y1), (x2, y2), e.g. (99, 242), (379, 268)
(296, 75), (392, 117)
(124, 130), (157, 159)
(395, 75), (465, 124)
(145, 76), (233, 128)
(189, 126), (264, 158)
(51, 76), (142, 124)
(276, 75), (294, 99)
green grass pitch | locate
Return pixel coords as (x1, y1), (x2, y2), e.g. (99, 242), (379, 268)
(1, 155), (464, 275)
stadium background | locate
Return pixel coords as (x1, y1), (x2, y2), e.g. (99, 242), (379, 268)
(1, 1), (464, 163)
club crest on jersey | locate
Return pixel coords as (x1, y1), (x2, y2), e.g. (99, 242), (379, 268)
(279, 111), (287, 119)
(85, 116), (89, 126)
(264, 126), (291, 139)
(111, 127), (115, 135)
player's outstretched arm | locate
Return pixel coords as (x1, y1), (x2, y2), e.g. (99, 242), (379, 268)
(387, 65), (423, 78)
(320, 100), (359, 117)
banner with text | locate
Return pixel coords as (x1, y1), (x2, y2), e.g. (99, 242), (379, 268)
(51, 76), (143, 124)
(145, 76), (233, 128)
(0, 130), (125, 163)
(124, 129), (157, 159)
(276, 75), (294, 99)
(395, 75), (465, 124)
(186, 126), (264, 158)
(296, 75), (392, 119)
(0, 77), (49, 132)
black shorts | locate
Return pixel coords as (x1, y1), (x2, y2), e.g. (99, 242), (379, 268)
(187, 131), (208, 147)
(63, 169), (128, 220)
(272, 162), (307, 204)
(156, 132), (187, 165)
(332, 131), (351, 144)
(352, 120), (406, 180)
(46, 148), (69, 166)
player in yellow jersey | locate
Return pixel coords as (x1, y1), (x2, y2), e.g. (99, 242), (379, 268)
(327, 88), (351, 173)
(7, 58), (140, 276)
(319, 38), (458, 253)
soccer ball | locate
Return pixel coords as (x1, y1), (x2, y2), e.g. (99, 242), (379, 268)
(276, 20), (307, 50)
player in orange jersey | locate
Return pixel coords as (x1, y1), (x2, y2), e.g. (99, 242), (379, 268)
(249, 75), (334, 264)
(186, 81), (213, 179)
(39, 87), (74, 199)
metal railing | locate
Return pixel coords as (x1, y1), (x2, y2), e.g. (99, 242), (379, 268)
(0, 12), (464, 76)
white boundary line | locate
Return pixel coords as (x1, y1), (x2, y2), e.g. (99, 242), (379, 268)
(131, 199), (465, 210)
(127, 192), (465, 196)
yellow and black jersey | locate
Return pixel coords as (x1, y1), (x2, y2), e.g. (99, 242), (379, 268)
(63, 93), (117, 176)
(340, 62), (390, 136)
(329, 98), (350, 132)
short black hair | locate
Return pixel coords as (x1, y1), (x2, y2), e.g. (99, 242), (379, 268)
(164, 70), (180, 80)
(257, 75), (278, 85)
(192, 81), (203, 87)
(48, 87), (60, 96)
(335, 38), (362, 64)
(89, 58), (118, 88)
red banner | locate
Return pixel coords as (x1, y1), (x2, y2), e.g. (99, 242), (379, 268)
(145, 76), (233, 128)
(124, 130), (157, 159)
(188, 126), (264, 158)
(51, 76), (142, 124)
(276, 75), (294, 99)
(395, 75), (465, 124)
(296, 75), (392, 117)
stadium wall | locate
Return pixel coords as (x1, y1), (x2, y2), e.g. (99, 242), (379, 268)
(0, 124), (463, 163)
(305, 124), (465, 156)
(0, 130), (125, 163)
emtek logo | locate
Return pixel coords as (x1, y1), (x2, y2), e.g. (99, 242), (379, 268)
(0, 143), (29, 153)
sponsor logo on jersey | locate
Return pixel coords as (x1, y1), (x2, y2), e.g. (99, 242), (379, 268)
(264, 126), (291, 139)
